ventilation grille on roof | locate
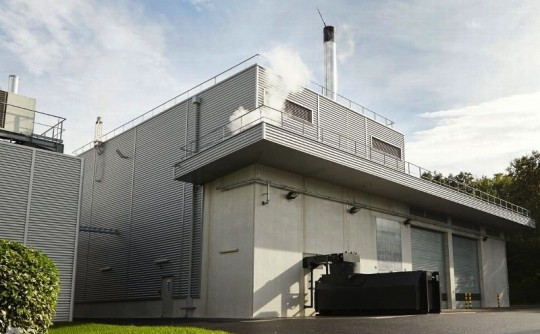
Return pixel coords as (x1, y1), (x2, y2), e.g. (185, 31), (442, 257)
(285, 100), (312, 123)
(372, 137), (401, 159)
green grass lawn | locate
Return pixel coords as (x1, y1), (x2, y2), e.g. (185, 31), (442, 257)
(49, 323), (230, 334)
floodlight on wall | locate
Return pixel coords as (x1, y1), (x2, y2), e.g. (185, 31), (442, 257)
(403, 218), (412, 226)
(116, 148), (129, 159)
(100, 266), (112, 272)
(154, 258), (170, 265)
(482, 237), (488, 242)
(348, 206), (361, 214)
(286, 191), (300, 200)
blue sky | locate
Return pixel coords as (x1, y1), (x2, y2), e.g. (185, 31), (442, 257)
(1, 0), (539, 176)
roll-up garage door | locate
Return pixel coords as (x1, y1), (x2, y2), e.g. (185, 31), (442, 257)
(411, 227), (447, 309)
(452, 235), (481, 308)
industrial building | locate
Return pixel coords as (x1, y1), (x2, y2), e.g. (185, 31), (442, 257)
(0, 76), (83, 322)
(73, 28), (534, 318)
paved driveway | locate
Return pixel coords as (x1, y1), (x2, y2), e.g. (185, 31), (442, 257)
(97, 308), (540, 334)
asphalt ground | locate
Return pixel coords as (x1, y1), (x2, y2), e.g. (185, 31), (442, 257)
(82, 307), (540, 334)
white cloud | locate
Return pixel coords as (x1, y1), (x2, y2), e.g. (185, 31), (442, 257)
(406, 92), (540, 177)
(0, 0), (180, 154)
(186, 0), (214, 11)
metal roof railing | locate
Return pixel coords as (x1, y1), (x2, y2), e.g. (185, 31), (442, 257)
(175, 105), (530, 219)
(73, 54), (396, 155)
(0, 102), (65, 142)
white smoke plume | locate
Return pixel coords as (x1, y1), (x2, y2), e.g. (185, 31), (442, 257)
(227, 106), (259, 135)
(337, 24), (355, 64)
(261, 46), (312, 111)
(226, 46), (312, 136)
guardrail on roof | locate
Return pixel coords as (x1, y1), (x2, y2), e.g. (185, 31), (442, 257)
(174, 106), (530, 219)
(73, 54), (395, 155)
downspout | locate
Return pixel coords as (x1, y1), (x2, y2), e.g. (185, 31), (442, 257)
(187, 96), (202, 316)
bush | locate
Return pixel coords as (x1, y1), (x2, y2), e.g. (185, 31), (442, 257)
(0, 240), (60, 333)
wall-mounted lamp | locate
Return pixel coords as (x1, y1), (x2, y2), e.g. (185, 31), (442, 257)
(100, 266), (112, 272)
(348, 206), (361, 214)
(154, 259), (170, 265)
(116, 148), (130, 159)
(403, 218), (412, 226)
(482, 237), (488, 241)
(286, 191), (300, 200)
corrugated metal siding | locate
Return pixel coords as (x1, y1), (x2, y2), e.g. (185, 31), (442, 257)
(199, 66), (257, 138)
(453, 235), (481, 308)
(257, 66), (319, 129)
(84, 132), (134, 302)
(367, 119), (404, 158)
(75, 149), (95, 303)
(411, 227), (447, 308)
(0, 142), (82, 322)
(76, 65), (260, 305)
(129, 104), (186, 299)
(190, 185), (203, 298)
(0, 143), (32, 240)
(261, 124), (525, 224)
(26, 151), (82, 321)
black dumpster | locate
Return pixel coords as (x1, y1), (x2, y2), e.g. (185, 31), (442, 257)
(315, 270), (441, 315)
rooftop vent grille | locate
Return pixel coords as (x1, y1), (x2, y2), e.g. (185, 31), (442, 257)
(372, 137), (401, 159)
(285, 100), (312, 123)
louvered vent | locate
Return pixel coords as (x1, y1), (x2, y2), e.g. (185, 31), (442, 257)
(372, 137), (401, 159)
(285, 100), (312, 123)
(0, 90), (7, 128)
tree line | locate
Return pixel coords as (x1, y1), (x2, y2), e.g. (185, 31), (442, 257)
(424, 151), (540, 304)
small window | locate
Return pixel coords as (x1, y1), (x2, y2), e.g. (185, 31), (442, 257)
(285, 100), (312, 123)
(372, 137), (401, 159)
(376, 218), (402, 272)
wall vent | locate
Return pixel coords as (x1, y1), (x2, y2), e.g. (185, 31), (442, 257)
(285, 100), (312, 123)
(372, 137), (401, 159)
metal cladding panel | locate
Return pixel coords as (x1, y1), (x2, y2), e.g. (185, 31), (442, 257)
(261, 125), (528, 226)
(411, 227), (447, 308)
(176, 124), (265, 179)
(179, 184), (193, 297)
(75, 149), (95, 303)
(0, 142), (32, 241)
(84, 131), (135, 301)
(319, 97), (348, 138)
(453, 235), (481, 308)
(319, 97), (368, 151)
(257, 66), (319, 128)
(367, 119), (404, 159)
(190, 185), (203, 298)
(199, 66), (257, 138)
(26, 151), (82, 321)
(129, 104), (187, 299)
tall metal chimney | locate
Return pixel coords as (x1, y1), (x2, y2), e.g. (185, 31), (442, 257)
(8, 75), (19, 94)
(323, 26), (337, 100)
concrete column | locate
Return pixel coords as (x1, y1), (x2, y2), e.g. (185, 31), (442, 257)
(445, 230), (456, 309)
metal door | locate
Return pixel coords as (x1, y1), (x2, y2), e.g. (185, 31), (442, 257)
(452, 235), (481, 308)
(161, 277), (174, 317)
(411, 227), (447, 308)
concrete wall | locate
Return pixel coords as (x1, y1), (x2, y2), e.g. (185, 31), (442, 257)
(203, 166), (256, 318)
(250, 164), (412, 317)
(210, 164), (511, 317)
